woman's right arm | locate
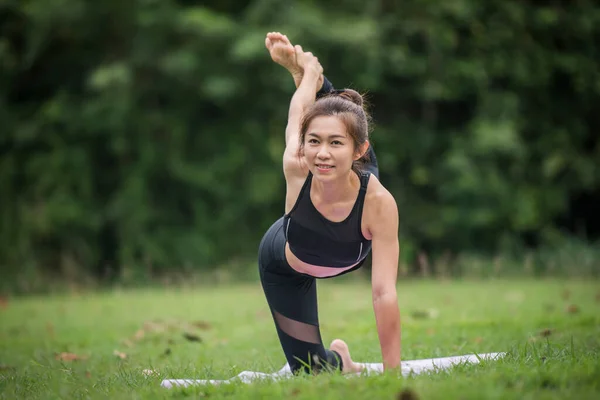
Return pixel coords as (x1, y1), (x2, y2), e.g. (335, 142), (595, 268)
(285, 48), (322, 147)
(283, 49), (322, 179)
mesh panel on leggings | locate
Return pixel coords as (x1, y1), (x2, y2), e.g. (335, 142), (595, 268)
(273, 310), (321, 344)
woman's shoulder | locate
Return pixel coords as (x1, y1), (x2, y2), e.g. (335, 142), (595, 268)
(363, 174), (398, 219)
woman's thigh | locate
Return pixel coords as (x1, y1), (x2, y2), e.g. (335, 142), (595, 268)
(258, 217), (319, 325)
(364, 143), (380, 179)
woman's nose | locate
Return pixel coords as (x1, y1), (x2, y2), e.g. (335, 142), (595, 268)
(317, 146), (330, 158)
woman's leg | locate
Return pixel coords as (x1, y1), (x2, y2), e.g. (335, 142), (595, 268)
(363, 143), (380, 179)
(258, 218), (342, 374)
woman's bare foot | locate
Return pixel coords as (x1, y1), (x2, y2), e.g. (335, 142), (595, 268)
(265, 32), (323, 90)
(265, 32), (303, 87)
(329, 339), (364, 374)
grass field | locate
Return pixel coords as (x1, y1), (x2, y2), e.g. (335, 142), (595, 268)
(0, 279), (599, 399)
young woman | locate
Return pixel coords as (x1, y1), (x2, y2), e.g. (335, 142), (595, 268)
(259, 32), (401, 374)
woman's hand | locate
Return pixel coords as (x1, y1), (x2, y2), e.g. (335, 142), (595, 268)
(294, 45), (323, 93)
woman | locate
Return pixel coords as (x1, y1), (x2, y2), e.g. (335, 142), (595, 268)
(259, 32), (401, 374)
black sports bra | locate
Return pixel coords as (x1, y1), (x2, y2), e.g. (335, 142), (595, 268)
(283, 171), (372, 268)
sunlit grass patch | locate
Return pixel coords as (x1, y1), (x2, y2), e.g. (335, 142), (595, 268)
(0, 279), (598, 399)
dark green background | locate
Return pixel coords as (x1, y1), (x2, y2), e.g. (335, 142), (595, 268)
(1, 0), (598, 284)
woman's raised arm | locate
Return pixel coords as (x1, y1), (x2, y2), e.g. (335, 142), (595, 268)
(282, 48), (322, 182)
(285, 47), (322, 146)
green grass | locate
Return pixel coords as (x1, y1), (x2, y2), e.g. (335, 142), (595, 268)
(0, 279), (599, 399)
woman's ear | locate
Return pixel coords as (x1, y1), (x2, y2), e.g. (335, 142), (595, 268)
(354, 140), (370, 161)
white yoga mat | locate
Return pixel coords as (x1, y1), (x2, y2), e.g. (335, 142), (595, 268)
(161, 352), (505, 388)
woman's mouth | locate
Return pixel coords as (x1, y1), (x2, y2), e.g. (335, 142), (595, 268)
(316, 164), (334, 172)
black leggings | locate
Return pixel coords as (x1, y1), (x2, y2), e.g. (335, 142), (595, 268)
(258, 217), (343, 374)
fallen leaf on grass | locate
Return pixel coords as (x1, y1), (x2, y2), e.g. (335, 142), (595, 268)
(191, 321), (212, 330)
(113, 350), (127, 359)
(539, 328), (553, 337)
(55, 352), (87, 362)
(474, 337), (484, 344)
(134, 329), (145, 341)
(183, 333), (202, 343)
(397, 388), (419, 400)
(143, 321), (167, 334)
(0, 295), (8, 310)
(85, 371), (92, 378)
(566, 304), (580, 314)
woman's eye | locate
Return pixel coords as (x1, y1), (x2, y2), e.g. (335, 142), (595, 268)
(332, 141), (342, 145)
(308, 139), (319, 144)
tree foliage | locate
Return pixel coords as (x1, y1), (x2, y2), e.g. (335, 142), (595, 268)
(1, 0), (599, 279)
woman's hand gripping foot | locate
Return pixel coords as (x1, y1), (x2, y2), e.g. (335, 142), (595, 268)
(265, 32), (323, 89)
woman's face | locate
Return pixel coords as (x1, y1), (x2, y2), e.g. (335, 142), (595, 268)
(303, 116), (359, 180)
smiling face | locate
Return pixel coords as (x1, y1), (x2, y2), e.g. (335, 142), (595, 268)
(303, 116), (362, 179)
(298, 92), (371, 178)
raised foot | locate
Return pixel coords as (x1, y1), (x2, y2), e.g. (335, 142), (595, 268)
(265, 32), (302, 80)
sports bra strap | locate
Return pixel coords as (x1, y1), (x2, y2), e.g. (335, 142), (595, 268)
(355, 171), (370, 237)
(358, 170), (370, 195)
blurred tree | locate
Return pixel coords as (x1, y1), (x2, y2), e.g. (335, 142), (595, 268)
(0, 0), (598, 281)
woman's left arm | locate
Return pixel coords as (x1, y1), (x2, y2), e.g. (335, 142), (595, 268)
(369, 190), (401, 371)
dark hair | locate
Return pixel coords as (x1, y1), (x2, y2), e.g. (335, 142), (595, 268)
(298, 89), (372, 173)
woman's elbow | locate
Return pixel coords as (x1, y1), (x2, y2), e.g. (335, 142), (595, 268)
(372, 285), (397, 303)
